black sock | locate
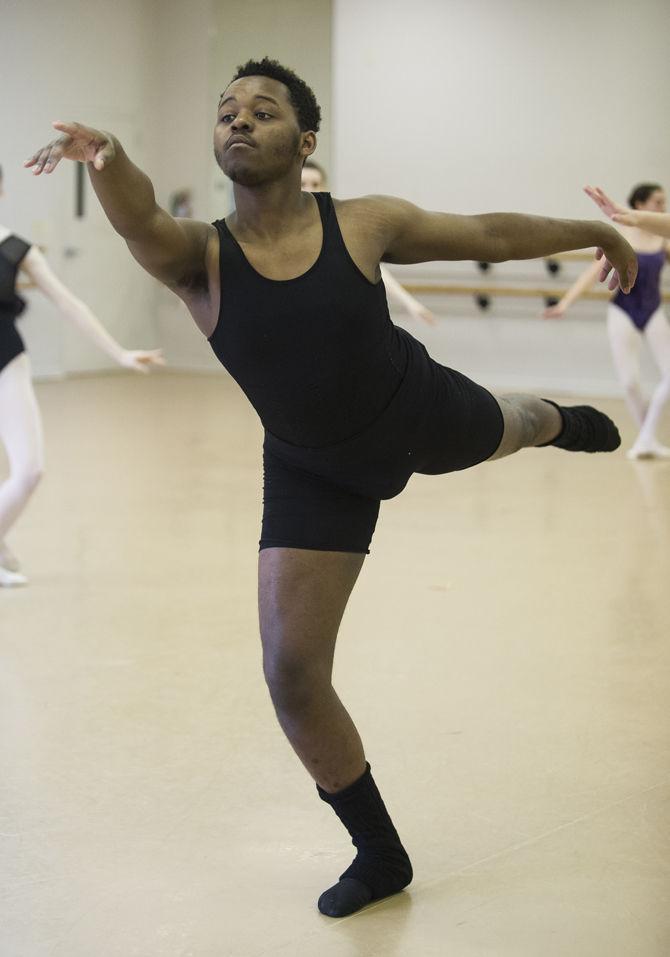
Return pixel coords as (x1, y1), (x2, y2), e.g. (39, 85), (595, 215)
(316, 763), (413, 917)
(539, 399), (621, 453)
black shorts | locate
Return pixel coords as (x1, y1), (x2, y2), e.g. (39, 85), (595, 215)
(260, 337), (504, 554)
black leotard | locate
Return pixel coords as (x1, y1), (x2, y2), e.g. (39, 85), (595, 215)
(0, 234), (31, 374)
(209, 193), (503, 552)
(210, 194), (407, 447)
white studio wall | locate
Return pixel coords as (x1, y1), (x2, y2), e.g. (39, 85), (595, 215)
(332, 0), (670, 394)
(143, 0), (222, 372)
(0, 0), (164, 378)
(332, 0), (670, 215)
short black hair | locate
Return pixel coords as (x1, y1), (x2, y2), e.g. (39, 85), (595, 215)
(628, 182), (663, 209)
(226, 57), (321, 133)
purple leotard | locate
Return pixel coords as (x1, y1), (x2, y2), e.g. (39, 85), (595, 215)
(612, 247), (666, 331)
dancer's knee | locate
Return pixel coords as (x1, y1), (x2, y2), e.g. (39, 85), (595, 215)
(262, 641), (329, 716)
(490, 394), (552, 458)
(621, 375), (643, 397)
(8, 464), (44, 500)
(517, 397), (548, 445)
(655, 374), (670, 401)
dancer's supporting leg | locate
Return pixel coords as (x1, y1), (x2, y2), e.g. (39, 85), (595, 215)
(606, 304), (650, 445)
(259, 547), (413, 918)
(0, 353), (45, 585)
(632, 307), (670, 457)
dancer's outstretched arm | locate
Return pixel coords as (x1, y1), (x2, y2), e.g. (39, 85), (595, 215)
(585, 185), (670, 240)
(18, 249), (163, 372)
(366, 195), (637, 293)
(542, 259), (602, 319)
(25, 121), (213, 291)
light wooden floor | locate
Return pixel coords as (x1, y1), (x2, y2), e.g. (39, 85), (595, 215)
(2, 372), (669, 957)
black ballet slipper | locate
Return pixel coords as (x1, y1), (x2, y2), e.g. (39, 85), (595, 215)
(318, 877), (373, 917)
(540, 400), (621, 453)
(316, 763), (413, 918)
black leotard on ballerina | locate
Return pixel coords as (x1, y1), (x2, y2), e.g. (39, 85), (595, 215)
(208, 192), (504, 553)
(0, 235), (31, 374)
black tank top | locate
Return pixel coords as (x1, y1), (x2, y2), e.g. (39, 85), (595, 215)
(0, 234), (30, 321)
(208, 192), (409, 448)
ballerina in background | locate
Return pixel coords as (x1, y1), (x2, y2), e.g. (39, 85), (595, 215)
(545, 182), (670, 459)
(0, 163), (164, 586)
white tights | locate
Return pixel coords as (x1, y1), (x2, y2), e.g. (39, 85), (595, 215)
(606, 304), (670, 452)
(0, 352), (45, 545)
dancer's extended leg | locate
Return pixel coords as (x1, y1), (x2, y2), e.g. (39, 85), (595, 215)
(487, 392), (620, 461)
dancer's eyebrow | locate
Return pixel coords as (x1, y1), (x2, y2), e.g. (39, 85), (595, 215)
(218, 95), (281, 109)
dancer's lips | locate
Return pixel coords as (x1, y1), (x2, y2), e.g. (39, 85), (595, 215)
(227, 135), (255, 150)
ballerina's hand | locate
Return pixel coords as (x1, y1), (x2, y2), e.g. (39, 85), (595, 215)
(584, 186), (639, 226)
(583, 185), (628, 220)
(610, 210), (639, 227)
(24, 121), (116, 175)
(542, 303), (566, 319)
(119, 349), (166, 374)
(595, 240), (637, 293)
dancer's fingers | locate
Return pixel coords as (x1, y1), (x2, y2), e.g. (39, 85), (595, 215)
(598, 257), (614, 284)
(51, 120), (82, 135)
(28, 139), (71, 175)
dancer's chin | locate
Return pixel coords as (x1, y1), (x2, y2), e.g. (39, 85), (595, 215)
(226, 166), (266, 187)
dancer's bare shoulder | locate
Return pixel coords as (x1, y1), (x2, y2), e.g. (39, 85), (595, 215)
(332, 195), (408, 282)
(333, 194), (406, 240)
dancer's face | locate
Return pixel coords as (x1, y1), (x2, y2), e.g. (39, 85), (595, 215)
(301, 167), (324, 192)
(637, 189), (666, 213)
(214, 76), (315, 187)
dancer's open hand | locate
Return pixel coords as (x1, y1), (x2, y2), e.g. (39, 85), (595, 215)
(119, 350), (166, 374)
(24, 121), (116, 175)
(542, 302), (567, 319)
(596, 233), (637, 293)
(584, 185), (628, 220)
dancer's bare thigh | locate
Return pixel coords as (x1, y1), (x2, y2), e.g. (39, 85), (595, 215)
(258, 547), (365, 671)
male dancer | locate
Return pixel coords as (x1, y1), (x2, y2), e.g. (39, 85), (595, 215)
(26, 58), (636, 917)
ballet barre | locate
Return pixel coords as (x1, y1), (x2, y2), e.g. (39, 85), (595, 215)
(402, 282), (670, 311)
(475, 251), (594, 277)
(403, 284), (639, 299)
